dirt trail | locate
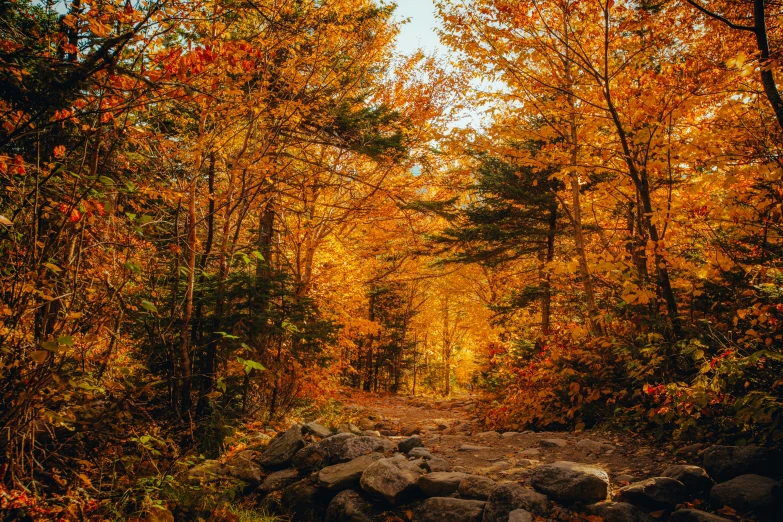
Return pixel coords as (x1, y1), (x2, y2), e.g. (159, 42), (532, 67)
(335, 390), (680, 495)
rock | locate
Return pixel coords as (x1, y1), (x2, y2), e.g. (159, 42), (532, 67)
(185, 459), (226, 484)
(225, 450), (263, 483)
(614, 474), (639, 484)
(702, 445), (782, 482)
(319, 453), (385, 491)
(618, 477), (688, 511)
(501, 432), (520, 439)
(418, 471), (466, 497)
(482, 482), (549, 522)
(677, 444), (705, 458)
(358, 418), (376, 431)
(588, 501), (655, 522)
(303, 422), (333, 438)
(669, 509), (733, 522)
(661, 465), (714, 494)
(260, 426), (305, 468)
(259, 468), (300, 493)
(489, 461), (511, 471)
(415, 497), (486, 522)
(539, 438), (567, 448)
(424, 457), (451, 472)
(401, 425), (422, 436)
(575, 439), (615, 454)
(362, 430), (381, 437)
(507, 510), (533, 522)
(458, 475), (497, 500)
(398, 435), (424, 454)
(459, 444), (490, 451)
(337, 423), (363, 435)
(710, 474), (782, 519)
(343, 436), (396, 460)
(282, 479), (325, 518)
(531, 461), (609, 503)
(359, 454), (423, 505)
(292, 432), (357, 471)
(408, 447), (433, 459)
(325, 489), (373, 522)
(518, 449), (540, 457)
(292, 433), (393, 472)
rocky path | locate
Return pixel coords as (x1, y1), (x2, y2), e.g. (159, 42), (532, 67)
(183, 392), (783, 522)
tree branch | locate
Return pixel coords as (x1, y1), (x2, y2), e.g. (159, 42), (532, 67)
(684, 0), (756, 32)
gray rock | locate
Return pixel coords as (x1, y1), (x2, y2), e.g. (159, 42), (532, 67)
(710, 474), (782, 519)
(459, 444), (490, 451)
(303, 422), (333, 438)
(702, 445), (782, 482)
(225, 450), (263, 483)
(415, 497), (486, 522)
(670, 509), (733, 522)
(501, 432), (520, 439)
(408, 447), (433, 460)
(281, 479), (325, 517)
(661, 465), (714, 494)
(618, 477), (688, 511)
(325, 489), (373, 522)
(319, 453), (385, 491)
(518, 448), (540, 457)
(343, 436), (396, 461)
(458, 475), (498, 500)
(531, 461), (609, 503)
(260, 426), (305, 468)
(292, 432), (357, 472)
(677, 444), (705, 458)
(588, 501), (655, 522)
(259, 468), (299, 493)
(477, 431), (500, 438)
(418, 471), (466, 497)
(359, 454), (423, 505)
(185, 459), (226, 484)
(337, 423), (363, 435)
(481, 482), (549, 522)
(507, 510), (533, 522)
(424, 457), (451, 472)
(539, 438), (567, 448)
(398, 435), (424, 454)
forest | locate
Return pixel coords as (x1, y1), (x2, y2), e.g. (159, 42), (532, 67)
(1, 0), (782, 520)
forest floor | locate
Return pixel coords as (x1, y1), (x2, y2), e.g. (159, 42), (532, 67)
(331, 389), (686, 497)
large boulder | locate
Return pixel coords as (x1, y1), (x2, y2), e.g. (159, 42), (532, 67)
(418, 472), (466, 497)
(661, 465), (714, 494)
(293, 433), (357, 471)
(325, 489), (373, 522)
(618, 477), (688, 511)
(343, 436), (396, 461)
(260, 426), (305, 469)
(258, 468), (300, 494)
(225, 450), (263, 483)
(303, 422), (333, 439)
(531, 461), (609, 503)
(670, 509), (734, 522)
(415, 497), (486, 522)
(588, 501), (655, 522)
(710, 474), (782, 519)
(398, 435), (424, 454)
(458, 475), (498, 501)
(319, 453), (385, 491)
(482, 482), (549, 522)
(702, 445), (782, 482)
(359, 454), (423, 505)
(282, 479), (327, 520)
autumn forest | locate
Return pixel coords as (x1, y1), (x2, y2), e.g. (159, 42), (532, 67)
(1, 0), (783, 520)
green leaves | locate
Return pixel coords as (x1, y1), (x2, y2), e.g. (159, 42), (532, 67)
(141, 300), (158, 313)
(237, 357), (265, 374)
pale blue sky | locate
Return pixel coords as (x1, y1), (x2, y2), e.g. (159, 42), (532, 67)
(392, 0), (446, 56)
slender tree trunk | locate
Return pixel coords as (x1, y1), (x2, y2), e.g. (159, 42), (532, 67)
(754, 0), (783, 131)
(539, 204), (557, 336)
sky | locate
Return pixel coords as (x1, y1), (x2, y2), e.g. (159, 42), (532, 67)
(392, 0), (446, 56)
